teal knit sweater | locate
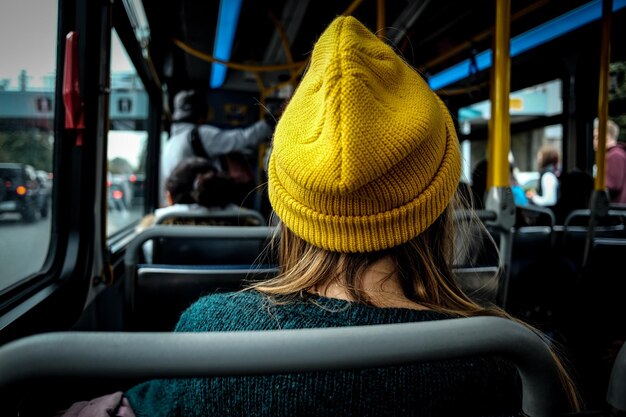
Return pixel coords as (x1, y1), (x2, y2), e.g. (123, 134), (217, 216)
(125, 291), (521, 416)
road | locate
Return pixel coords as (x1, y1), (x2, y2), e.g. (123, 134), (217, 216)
(0, 213), (51, 290)
(0, 207), (143, 291)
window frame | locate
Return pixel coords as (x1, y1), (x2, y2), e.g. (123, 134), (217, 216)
(0, 0), (113, 344)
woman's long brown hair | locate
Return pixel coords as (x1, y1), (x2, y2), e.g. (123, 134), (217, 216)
(249, 190), (581, 410)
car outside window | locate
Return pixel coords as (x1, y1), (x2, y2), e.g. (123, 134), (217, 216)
(0, 0), (57, 292)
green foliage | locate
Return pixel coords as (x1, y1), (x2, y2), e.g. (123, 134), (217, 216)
(609, 61), (626, 142)
(109, 157), (133, 174)
(609, 61), (626, 101)
(0, 130), (53, 171)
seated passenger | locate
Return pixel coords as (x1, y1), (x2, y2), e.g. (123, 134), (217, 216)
(137, 157), (263, 263)
(59, 16), (581, 417)
(526, 145), (560, 209)
(553, 168), (593, 225)
(138, 156), (263, 231)
(470, 158), (488, 209)
(510, 164), (529, 206)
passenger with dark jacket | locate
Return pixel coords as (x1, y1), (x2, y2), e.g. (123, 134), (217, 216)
(553, 169), (593, 225)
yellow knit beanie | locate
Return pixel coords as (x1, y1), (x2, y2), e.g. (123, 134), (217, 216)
(268, 16), (461, 253)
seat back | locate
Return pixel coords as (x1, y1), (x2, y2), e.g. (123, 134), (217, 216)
(152, 224), (273, 265)
(125, 225), (278, 324)
(453, 266), (499, 306)
(135, 265), (279, 330)
(560, 237), (626, 406)
(559, 209), (626, 273)
(607, 340), (626, 413)
(155, 206), (265, 226)
(0, 316), (568, 417)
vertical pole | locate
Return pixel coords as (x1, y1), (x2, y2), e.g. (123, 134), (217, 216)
(584, 0), (613, 269)
(377, 0), (386, 40)
(488, 0), (511, 190)
(594, 0), (612, 192)
(486, 0), (515, 309)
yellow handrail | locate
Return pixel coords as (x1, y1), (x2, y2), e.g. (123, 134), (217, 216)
(594, 0), (612, 191)
(417, 0), (549, 73)
(172, 39), (305, 72)
(487, 0), (511, 189)
(377, 0), (386, 39)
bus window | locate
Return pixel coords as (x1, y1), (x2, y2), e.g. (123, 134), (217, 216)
(107, 30), (148, 236)
(513, 124), (563, 177)
(459, 79), (564, 177)
(0, 0), (57, 291)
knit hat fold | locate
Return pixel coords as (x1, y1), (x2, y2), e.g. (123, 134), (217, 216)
(268, 15), (461, 253)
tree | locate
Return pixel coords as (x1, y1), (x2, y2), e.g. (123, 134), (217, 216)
(109, 157), (133, 175)
(0, 129), (53, 171)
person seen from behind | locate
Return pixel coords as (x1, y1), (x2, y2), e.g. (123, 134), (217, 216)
(470, 158), (488, 209)
(553, 168), (594, 225)
(159, 89), (275, 206)
(139, 156), (262, 232)
(594, 119), (626, 204)
(137, 156), (263, 263)
(526, 145), (560, 208)
(58, 15), (582, 417)
(127, 16), (581, 416)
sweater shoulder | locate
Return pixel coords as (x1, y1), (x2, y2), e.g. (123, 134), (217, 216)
(176, 291), (455, 333)
(175, 291), (277, 332)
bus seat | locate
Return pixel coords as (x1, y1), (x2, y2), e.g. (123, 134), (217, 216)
(125, 225), (278, 326)
(607, 340), (626, 414)
(507, 214), (558, 327)
(558, 209), (626, 273)
(559, 237), (626, 408)
(155, 206), (266, 226)
(0, 316), (568, 417)
(134, 265), (279, 331)
(152, 226), (275, 265)
(453, 266), (499, 306)
(515, 204), (556, 229)
(455, 206), (558, 314)
(126, 225), (277, 268)
(562, 209), (626, 250)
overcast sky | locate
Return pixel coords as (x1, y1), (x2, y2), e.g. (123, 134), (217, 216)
(1, 1), (131, 89)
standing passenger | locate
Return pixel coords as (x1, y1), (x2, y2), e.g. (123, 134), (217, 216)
(526, 145), (560, 208)
(160, 89), (274, 206)
(58, 15), (581, 417)
(594, 119), (626, 204)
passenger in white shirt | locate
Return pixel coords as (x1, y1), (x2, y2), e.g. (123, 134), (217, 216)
(526, 145), (560, 207)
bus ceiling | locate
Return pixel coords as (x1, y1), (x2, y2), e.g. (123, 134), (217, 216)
(126, 0), (617, 97)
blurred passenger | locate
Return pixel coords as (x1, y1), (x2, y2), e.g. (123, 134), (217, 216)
(553, 169), (593, 225)
(159, 89), (275, 206)
(594, 119), (626, 204)
(526, 145), (560, 208)
(138, 157), (263, 262)
(510, 164), (528, 206)
(139, 156), (262, 231)
(60, 15), (581, 417)
(470, 158), (488, 209)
